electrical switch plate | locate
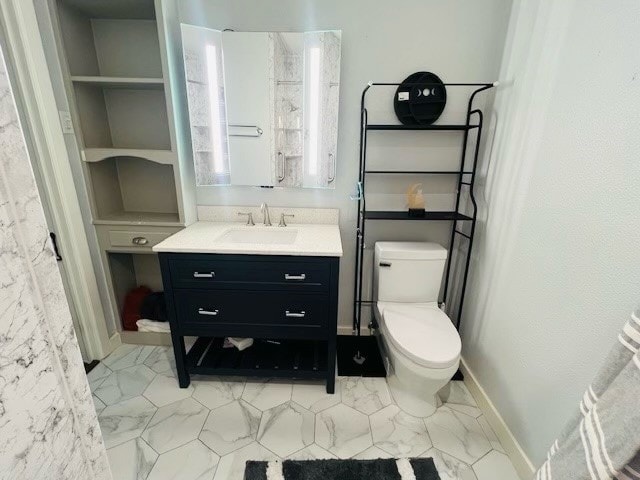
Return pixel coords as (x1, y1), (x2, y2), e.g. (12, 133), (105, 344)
(58, 110), (74, 134)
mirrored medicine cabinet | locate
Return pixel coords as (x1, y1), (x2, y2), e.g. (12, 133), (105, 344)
(181, 26), (342, 189)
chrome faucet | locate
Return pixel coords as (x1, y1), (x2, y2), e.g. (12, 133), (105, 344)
(278, 213), (295, 227)
(260, 202), (272, 226)
(237, 212), (255, 226)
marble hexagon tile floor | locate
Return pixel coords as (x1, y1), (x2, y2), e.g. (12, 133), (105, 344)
(89, 344), (521, 480)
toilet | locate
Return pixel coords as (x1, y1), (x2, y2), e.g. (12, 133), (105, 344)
(373, 242), (461, 416)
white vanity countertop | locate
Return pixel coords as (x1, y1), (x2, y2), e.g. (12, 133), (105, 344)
(153, 221), (343, 257)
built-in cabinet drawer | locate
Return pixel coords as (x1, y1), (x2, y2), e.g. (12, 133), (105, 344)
(97, 225), (182, 252)
(109, 230), (175, 249)
(173, 290), (327, 335)
(168, 257), (330, 292)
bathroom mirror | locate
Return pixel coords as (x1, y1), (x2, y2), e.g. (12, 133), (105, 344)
(181, 25), (341, 189)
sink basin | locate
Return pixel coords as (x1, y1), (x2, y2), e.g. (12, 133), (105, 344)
(216, 228), (298, 245)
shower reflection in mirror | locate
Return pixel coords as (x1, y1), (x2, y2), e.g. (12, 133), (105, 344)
(182, 26), (341, 189)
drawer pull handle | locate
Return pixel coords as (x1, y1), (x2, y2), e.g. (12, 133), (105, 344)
(285, 310), (306, 318)
(132, 236), (148, 245)
(198, 308), (219, 316)
(193, 272), (215, 278)
(284, 273), (306, 281)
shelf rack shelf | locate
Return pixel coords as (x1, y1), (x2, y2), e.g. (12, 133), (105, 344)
(365, 170), (474, 175)
(367, 124), (478, 131)
(364, 211), (473, 222)
(353, 81), (497, 340)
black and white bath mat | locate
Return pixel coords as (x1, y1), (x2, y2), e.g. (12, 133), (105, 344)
(244, 458), (440, 480)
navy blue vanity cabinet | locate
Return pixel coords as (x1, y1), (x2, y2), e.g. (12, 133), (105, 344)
(159, 253), (340, 393)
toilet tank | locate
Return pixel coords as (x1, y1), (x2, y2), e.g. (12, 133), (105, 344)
(374, 242), (448, 303)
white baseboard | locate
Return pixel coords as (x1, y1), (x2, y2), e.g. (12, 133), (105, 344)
(108, 332), (122, 349)
(337, 325), (373, 336)
(107, 332), (122, 355)
(337, 326), (352, 335)
(460, 358), (535, 480)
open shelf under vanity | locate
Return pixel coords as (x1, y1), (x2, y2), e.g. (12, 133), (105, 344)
(187, 337), (328, 379)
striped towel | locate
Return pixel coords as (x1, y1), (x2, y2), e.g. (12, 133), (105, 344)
(535, 309), (640, 480)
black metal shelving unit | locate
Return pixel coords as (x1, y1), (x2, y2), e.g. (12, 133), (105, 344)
(353, 81), (497, 339)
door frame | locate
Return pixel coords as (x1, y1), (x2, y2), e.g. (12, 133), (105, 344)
(0, 0), (117, 359)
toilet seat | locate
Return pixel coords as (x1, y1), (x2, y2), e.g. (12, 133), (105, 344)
(381, 303), (461, 369)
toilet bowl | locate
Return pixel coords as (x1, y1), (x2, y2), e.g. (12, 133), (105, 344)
(375, 301), (461, 416)
(373, 242), (462, 417)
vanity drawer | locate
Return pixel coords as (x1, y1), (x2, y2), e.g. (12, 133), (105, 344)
(169, 257), (330, 291)
(173, 290), (328, 333)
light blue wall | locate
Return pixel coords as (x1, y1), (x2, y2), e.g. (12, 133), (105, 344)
(179, 0), (513, 329)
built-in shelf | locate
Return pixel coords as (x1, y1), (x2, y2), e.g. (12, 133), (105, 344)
(83, 148), (176, 165)
(53, 0), (195, 342)
(71, 76), (164, 89)
(93, 211), (181, 226)
(367, 124), (477, 131)
(106, 252), (165, 336)
(87, 156), (180, 226)
(73, 83), (171, 150)
(363, 210), (473, 221)
(58, 0), (156, 21)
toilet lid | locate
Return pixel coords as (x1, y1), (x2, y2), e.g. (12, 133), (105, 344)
(382, 305), (461, 369)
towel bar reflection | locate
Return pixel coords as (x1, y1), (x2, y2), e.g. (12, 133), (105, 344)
(328, 153), (335, 183)
(277, 152), (285, 182)
(228, 125), (263, 137)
